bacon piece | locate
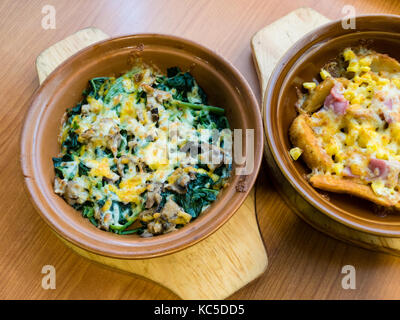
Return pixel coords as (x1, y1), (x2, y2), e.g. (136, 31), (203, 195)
(368, 158), (389, 178)
(330, 83), (347, 102)
(324, 83), (349, 115)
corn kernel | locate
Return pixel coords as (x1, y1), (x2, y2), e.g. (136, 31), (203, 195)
(289, 147), (303, 160)
(303, 82), (316, 90)
(320, 69), (331, 80)
(378, 78), (390, 86)
(353, 76), (362, 84)
(361, 73), (372, 81)
(346, 132), (357, 146)
(391, 122), (400, 143)
(367, 141), (378, 152)
(351, 95), (364, 105)
(348, 82), (359, 91)
(371, 180), (384, 196)
(376, 149), (389, 160)
(360, 66), (371, 73)
(359, 56), (372, 66)
(334, 152), (345, 163)
(332, 163), (344, 175)
(357, 128), (373, 148)
(347, 61), (360, 73)
(343, 48), (356, 61)
(344, 90), (355, 101)
(381, 135), (390, 146)
(326, 141), (339, 156)
(350, 163), (363, 176)
(392, 78), (400, 89)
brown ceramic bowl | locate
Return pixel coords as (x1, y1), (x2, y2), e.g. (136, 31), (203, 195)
(264, 14), (400, 237)
(21, 34), (263, 259)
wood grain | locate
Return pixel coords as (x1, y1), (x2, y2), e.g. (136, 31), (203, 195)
(251, 8), (330, 98)
(36, 28), (109, 83)
(2, 0), (400, 300)
(63, 190), (267, 300)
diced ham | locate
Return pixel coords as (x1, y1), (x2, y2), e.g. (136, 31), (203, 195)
(324, 83), (349, 115)
(368, 158), (389, 178)
(384, 98), (393, 110)
(330, 83), (347, 102)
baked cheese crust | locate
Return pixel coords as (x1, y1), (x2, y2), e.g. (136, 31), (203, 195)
(289, 48), (400, 209)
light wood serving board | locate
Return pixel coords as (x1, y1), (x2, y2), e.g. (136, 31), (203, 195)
(252, 7), (400, 256)
(35, 27), (267, 300)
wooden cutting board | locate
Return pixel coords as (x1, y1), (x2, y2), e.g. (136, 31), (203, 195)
(251, 7), (400, 256)
(35, 27), (267, 300)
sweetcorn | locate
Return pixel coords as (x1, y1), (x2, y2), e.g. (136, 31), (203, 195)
(289, 147), (303, 160)
(303, 82), (317, 90)
(290, 48), (400, 207)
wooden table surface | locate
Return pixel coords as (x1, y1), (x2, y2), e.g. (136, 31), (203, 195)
(2, 0), (400, 300)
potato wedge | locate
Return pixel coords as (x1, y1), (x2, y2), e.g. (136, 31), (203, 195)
(302, 77), (335, 113)
(289, 114), (333, 171)
(309, 174), (395, 207)
(370, 53), (400, 75)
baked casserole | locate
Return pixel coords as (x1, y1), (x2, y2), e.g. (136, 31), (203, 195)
(289, 48), (400, 209)
(52, 63), (232, 236)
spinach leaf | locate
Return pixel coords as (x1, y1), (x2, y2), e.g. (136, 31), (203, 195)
(174, 174), (218, 218)
(155, 67), (207, 104)
(82, 205), (94, 218)
(61, 132), (81, 154)
(78, 162), (90, 176)
(52, 157), (78, 180)
(104, 77), (126, 104)
(88, 77), (109, 98)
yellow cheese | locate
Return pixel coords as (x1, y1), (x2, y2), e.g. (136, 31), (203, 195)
(88, 159), (114, 179)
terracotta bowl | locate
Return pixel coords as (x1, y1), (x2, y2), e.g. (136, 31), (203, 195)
(264, 15), (400, 237)
(21, 34), (263, 259)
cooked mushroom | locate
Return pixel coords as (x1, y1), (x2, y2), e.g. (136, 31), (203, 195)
(199, 143), (225, 171)
(80, 128), (95, 142)
(54, 177), (67, 195)
(150, 107), (159, 122)
(147, 220), (163, 235)
(160, 199), (192, 225)
(139, 208), (156, 222)
(145, 183), (162, 209)
(64, 181), (89, 205)
(160, 199), (181, 220)
(165, 174), (191, 194)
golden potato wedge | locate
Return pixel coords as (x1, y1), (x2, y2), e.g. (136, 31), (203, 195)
(370, 53), (400, 75)
(309, 174), (396, 207)
(301, 77), (335, 113)
(289, 114), (334, 171)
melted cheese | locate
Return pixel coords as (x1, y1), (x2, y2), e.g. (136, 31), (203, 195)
(305, 49), (400, 200)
